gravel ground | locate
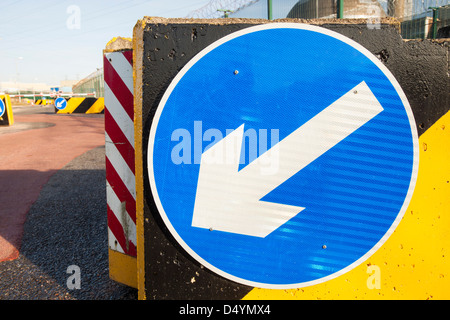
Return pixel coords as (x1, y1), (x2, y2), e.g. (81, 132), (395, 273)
(0, 146), (138, 300)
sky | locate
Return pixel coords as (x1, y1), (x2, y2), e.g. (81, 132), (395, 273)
(0, 0), (212, 85)
(2, 0), (443, 86)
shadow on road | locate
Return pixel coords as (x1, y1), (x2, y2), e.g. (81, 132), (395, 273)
(0, 146), (137, 300)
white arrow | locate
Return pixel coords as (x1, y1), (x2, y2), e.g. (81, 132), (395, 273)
(56, 100), (65, 109)
(192, 81), (384, 238)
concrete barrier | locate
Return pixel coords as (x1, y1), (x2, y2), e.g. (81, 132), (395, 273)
(0, 94), (14, 126)
(35, 99), (54, 106)
(54, 97), (104, 114)
(130, 17), (449, 300)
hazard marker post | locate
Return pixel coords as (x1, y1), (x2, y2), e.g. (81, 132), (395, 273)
(103, 37), (137, 289)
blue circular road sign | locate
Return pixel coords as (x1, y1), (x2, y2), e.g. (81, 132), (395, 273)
(55, 97), (67, 110)
(147, 23), (419, 289)
(0, 98), (5, 118)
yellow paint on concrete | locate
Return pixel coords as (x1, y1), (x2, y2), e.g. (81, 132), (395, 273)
(243, 110), (450, 300)
(133, 20), (146, 300)
(105, 36), (133, 52)
(108, 249), (137, 289)
(86, 97), (105, 114)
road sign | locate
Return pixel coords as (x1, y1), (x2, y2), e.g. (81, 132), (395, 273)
(55, 97), (67, 110)
(0, 98), (5, 117)
(147, 23), (419, 289)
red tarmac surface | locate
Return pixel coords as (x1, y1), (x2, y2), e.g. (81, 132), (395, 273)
(0, 108), (105, 262)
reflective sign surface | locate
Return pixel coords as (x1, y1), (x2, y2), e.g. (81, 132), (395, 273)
(147, 23), (419, 289)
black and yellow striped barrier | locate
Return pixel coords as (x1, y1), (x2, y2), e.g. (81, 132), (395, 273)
(0, 94), (14, 126)
(55, 97), (104, 114)
(35, 99), (54, 106)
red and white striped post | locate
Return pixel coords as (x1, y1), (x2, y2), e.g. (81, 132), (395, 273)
(103, 44), (137, 288)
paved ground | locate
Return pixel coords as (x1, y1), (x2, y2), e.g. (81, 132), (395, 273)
(0, 104), (137, 299)
(0, 104), (105, 261)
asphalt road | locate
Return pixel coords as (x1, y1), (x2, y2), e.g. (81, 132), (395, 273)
(0, 104), (137, 300)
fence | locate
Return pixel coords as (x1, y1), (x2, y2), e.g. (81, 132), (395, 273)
(401, 4), (450, 39)
(227, 0), (449, 39)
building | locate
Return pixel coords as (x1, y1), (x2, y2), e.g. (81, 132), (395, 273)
(0, 81), (51, 94)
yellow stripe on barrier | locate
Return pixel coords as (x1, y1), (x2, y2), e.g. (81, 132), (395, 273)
(59, 97), (83, 114)
(86, 97), (105, 114)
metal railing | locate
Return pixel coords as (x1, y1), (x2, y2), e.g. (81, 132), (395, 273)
(401, 4), (450, 39)
(226, 0), (449, 39)
(72, 68), (104, 97)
